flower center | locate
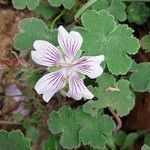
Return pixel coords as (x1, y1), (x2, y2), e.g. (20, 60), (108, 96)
(60, 63), (73, 69)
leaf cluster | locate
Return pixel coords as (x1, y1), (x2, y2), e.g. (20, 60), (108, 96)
(75, 10), (140, 75)
(11, 1), (150, 150)
(14, 18), (57, 51)
(0, 130), (30, 150)
(83, 73), (135, 117)
(12, 0), (40, 10)
(92, 0), (127, 22)
(127, 2), (150, 25)
(12, 0), (76, 10)
(114, 130), (138, 150)
(48, 106), (115, 149)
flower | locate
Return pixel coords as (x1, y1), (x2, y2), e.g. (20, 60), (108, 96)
(5, 84), (29, 116)
(5, 84), (24, 102)
(31, 26), (104, 102)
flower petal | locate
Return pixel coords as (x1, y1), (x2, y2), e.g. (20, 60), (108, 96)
(67, 72), (94, 100)
(58, 26), (83, 61)
(74, 55), (104, 79)
(5, 84), (24, 102)
(31, 40), (63, 66)
(35, 70), (65, 102)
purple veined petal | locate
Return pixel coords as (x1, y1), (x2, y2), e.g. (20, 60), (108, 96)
(74, 55), (105, 79)
(58, 26), (83, 62)
(34, 70), (65, 102)
(67, 72), (94, 100)
(31, 40), (64, 67)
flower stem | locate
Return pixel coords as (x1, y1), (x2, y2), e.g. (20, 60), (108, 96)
(50, 10), (65, 31)
(108, 106), (122, 131)
(74, 0), (99, 20)
(0, 95), (23, 99)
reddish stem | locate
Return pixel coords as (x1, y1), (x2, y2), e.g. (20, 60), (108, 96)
(108, 106), (122, 131)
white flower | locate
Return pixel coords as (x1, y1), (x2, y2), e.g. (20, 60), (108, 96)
(31, 26), (104, 102)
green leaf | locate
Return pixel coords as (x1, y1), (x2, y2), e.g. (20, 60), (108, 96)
(127, 2), (150, 25)
(26, 127), (38, 143)
(14, 18), (50, 51)
(114, 130), (127, 147)
(0, 130), (30, 150)
(121, 133), (138, 150)
(75, 110), (115, 149)
(27, 72), (41, 87)
(75, 10), (140, 75)
(142, 145), (150, 150)
(31, 109), (43, 125)
(13, 113), (24, 122)
(140, 35), (150, 53)
(41, 136), (56, 150)
(48, 106), (80, 149)
(130, 62), (150, 92)
(35, 2), (57, 19)
(48, 0), (76, 9)
(12, 0), (40, 10)
(114, 131), (138, 149)
(144, 133), (150, 147)
(41, 136), (61, 150)
(106, 137), (117, 150)
(92, 0), (127, 21)
(83, 73), (135, 117)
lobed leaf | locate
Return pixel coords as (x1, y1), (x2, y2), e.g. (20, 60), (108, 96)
(75, 10), (140, 75)
(144, 133), (150, 147)
(75, 109), (115, 149)
(48, 106), (116, 149)
(83, 73), (135, 117)
(48, 0), (76, 9)
(92, 0), (127, 21)
(48, 106), (80, 149)
(114, 131), (138, 149)
(35, 2), (57, 19)
(12, 0), (40, 10)
(114, 130), (127, 147)
(127, 2), (150, 25)
(14, 18), (51, 51)
(140, 35), (150, 53)
(130, 62), (150, 92)
(121, 133), (138, 150)
(0, 130), (30, 150)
